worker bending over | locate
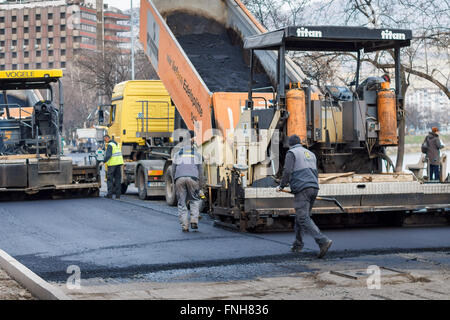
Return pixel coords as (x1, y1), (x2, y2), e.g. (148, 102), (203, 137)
(173, 139), (204, 232)
(277, 135), (333, 258)
(103, 135), (124, 199)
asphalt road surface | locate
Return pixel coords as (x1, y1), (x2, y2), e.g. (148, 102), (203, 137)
(0, 153), (449, 284)
(0, 190), (449, 283)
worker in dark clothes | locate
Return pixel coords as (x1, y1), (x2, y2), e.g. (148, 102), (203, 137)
(103, 135), (124, 199)
(172, 139), (204, 232)
(277, 134), (332, 258)
(425, 127), (444, 181)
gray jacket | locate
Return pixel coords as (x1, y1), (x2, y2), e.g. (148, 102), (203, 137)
(426, 132), (443, 165)
(280, 144), (319, 193)
(172, 146), (204, 186)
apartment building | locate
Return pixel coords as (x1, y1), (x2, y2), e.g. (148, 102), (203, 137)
(0, 0), (130, 70)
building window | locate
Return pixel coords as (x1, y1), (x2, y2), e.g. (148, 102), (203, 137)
(48, 25), (53, 32)
(0, 17), (4, 23)
(81, 37), (96, 45)
(49, 62), (54, 68)
(61, 37), (66, 43)
(36, 51), (41, 57)
(24, 39), (29, 46)
(36, 39), (41, 45)
(0, 65), (4, 70)
(36, 14), (41, 20)
(60, 25), (66, 32)
(12, 64), (17, 70)
(36, 26), (41, 33)
(0, 53), (5, 59)
(24, 52), (29, 58)
(49, 50), (53, 56)
(0, 41), (4, 47)
(36, 63), (41, 68)
(12, 16), (17, 22)
(24, 15), (28, 22)
(61, 49), (66, 56)
(24, 27), (29, 33)
(48, 38), (53, 44)
(61, 61), (66, 68)
(12, 40), (17, 46)
(12, 52), (17, 58)
(0, 29), (4, 35)
(81, 24), (96, 33)
(81, 12), (96, 21)
(12, 28), (17, 34)
(24, 63), (29, 69)
(48, 13), (53, 20)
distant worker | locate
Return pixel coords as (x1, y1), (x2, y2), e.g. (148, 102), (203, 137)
(173, 138), (204, 232)
(277, 134), (333, 258)
(103, 135), (124, 199)
(424, 127), (444, 181)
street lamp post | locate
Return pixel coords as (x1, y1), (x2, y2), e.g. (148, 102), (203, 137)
(131, 0), (135, 80)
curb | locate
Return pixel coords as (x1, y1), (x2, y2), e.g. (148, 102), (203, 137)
(0, 249), (71, 300)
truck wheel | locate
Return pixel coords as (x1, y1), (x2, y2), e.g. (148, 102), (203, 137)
(121, 183), (128, 195)
(137, 166), (149, 200)
(164, 165), (177, 206)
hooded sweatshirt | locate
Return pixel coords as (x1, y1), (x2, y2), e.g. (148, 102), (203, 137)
(425, 132), (443, 165)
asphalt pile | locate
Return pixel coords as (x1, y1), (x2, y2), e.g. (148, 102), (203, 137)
(167, 12), (272, 92)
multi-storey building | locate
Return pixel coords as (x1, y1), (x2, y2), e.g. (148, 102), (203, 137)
(405, 87), (450, 132)
(0, 0), (130, 70)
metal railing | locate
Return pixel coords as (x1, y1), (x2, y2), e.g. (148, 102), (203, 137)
(0, 103), (33, 129)
(136, 100), (174, 138)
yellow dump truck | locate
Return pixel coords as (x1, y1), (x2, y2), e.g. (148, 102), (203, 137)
(98, 80), (177, 198)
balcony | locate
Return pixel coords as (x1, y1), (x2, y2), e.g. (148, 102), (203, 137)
(104, 12), (130, 21)
(104, 35), (131, 43)
(104, 24), (130, 32)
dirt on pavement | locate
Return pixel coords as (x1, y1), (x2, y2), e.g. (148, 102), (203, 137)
(0, 268), (34, 300)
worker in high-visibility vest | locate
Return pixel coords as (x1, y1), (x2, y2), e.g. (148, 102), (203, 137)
(103, 135), (124, 199)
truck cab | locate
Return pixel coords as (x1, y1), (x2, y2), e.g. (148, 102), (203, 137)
(99, 80), (177, 198)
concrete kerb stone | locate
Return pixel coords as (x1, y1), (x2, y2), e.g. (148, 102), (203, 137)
(0, 249), (71, 300)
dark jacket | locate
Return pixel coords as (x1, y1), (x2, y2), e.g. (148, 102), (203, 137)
(425, 132), (443, 165)
(280, 144), (319, 193)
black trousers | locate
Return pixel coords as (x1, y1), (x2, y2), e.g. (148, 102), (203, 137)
(107, 165), (122, 197)
(430, 164), (440, 181)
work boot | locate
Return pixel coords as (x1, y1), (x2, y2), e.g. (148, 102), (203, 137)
(291, 242), (303, 253)
(318, 240), (333, 259)
(182, 226), (189, 232)
(190, 223), (198, 231)
(116, 195), (121, 200)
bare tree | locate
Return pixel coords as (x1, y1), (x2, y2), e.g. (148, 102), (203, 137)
(73, 45), (157, 104)
(61, 45), (157, 137)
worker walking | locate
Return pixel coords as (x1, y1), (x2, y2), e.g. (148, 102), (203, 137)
(425, 127), (444, 181)
(173, 140), (204, 232)
(277, 135), (332, 258)
(103, 135), (124, 199)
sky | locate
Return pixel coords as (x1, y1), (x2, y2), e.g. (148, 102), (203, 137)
(104, 0), (136, 11)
